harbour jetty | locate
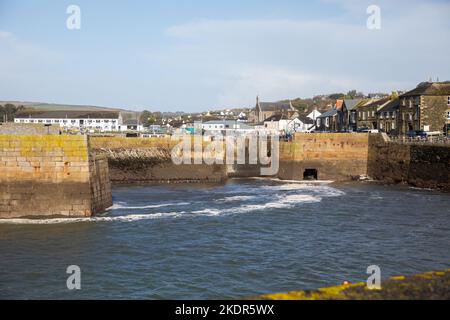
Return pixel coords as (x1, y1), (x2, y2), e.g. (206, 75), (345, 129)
(91, 133), (450, 191)
(0, 124), (112, 218)
(1, 129), (449, 218)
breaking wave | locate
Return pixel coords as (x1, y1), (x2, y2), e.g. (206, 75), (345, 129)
(0, 212), (183, 225)
(0, 181), (345, 225)
(110, 202), (190, 210)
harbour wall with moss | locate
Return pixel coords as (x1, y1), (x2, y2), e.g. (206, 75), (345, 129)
(255, 269), (450, 300)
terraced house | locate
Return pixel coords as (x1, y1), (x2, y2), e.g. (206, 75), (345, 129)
(398, 81), (450, 135)
(357, 97), (390, 130)
(377, 98), (400, 135)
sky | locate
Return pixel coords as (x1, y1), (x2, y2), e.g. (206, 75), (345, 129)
(1, 0), (450, 112)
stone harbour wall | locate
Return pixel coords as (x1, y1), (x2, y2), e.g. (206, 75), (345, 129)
(368, 135), (450, 191)
(0, 134), (112, 218)
(278, 133), (370, 181)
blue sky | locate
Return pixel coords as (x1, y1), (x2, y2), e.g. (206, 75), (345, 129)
(1, 0), (449, 112)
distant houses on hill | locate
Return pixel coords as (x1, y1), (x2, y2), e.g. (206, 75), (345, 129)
(9, 81), (450, 137)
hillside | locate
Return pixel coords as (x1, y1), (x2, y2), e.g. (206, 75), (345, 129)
(0, 101), (125, 112)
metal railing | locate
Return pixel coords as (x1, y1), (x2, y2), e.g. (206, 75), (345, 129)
(388, 135), (450, 145)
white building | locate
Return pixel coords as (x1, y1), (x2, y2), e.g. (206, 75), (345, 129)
(201, 120), (254, 136)
(14, 111), (150, 133)
(118, 119), (145, 132)
(14, 111), (122, 132)
(307, 109), (322, 121)
(262, 114), (314, 134)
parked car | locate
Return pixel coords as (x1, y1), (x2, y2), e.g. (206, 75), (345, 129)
(356, 127), (370, 133)
(407, 130), (427, 138)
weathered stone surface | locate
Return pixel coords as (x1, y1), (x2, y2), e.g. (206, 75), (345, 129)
(0, 134), (112, 218)
(278, 133), (370, 181)
(368, 135), (450, 191)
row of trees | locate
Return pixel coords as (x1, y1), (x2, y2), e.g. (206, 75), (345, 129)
(139, 110), (162, 127)
(0, 104), (24, 122)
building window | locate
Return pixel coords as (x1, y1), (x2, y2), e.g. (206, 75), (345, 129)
(447, 111), (450, 120)
(316, 118), (321, 126)
(448, 97), (450, 105)
(415, 97), (420, 105)
(392, 122), (395, 130)
(325, 118), (329, 127)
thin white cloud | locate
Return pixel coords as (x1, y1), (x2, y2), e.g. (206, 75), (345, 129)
(0, 31), (12, 38)
(162, 1), (450, 107)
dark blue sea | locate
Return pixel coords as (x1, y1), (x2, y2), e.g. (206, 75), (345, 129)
(1, 179), (449, 299)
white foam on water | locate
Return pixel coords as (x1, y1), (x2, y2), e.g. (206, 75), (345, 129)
(191, 208), (223, 216)
(216, 195), (256, 202)
(110, 202), (190, 210)
(0, 212), (183, 225)
(247, 177), (335, 184)
(193, 194), (322, 216)
(263, 183), (345, 197)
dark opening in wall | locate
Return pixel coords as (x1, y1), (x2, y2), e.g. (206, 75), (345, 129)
(303, 169), (318, 180)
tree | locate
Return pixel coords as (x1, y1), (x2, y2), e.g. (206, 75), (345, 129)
(0, 104), (24, 122)
(140, 110), (152, 127)
(329, 93), (345, 100)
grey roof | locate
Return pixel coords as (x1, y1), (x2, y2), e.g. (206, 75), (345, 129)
(297, 114), (315, 124)
(377, 98), (400, 113)
(15, 110), (120, 119)
(400, 81), (450, 97)
(263, 114), (284, 122)
(122, 119), (139, 125)
(344, 99), (362, 111)
(258, 101), (294, 112)
(317, 108), (338, 118)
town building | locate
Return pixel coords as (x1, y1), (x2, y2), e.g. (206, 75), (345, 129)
(356, 97), (390, 130)
(315, 100), (347, 132)
(343, 99), (364, 132)
(377, 98), (400, 135)
(397, 82), (450, 135)
(14, 111), (122, 132)
(262, 114), (314, 135)
(119, 119), (145, 132)
(250, 96), (297, 123)
(307, 109), (322, 122)
(201, 120), (254, 136)
(315, 108), (339, 132)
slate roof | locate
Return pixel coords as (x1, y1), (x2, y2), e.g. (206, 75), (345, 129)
(263, 114), (285, 122)
(122, 119), (139, 125)
(317, 108), (338, 118)
(15, 110), (120, 119)
(358, 97), (391, 109)
(297, 114), (315, 124)
(400, 82), (450, 97)
(344, 99), (363, 111)
(377, 98), (400, 113)
(258, 101), (294, 112)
